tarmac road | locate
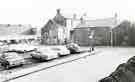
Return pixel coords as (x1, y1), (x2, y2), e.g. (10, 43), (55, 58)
(8, 47), (135, 82)
(0, 48), (97, 82)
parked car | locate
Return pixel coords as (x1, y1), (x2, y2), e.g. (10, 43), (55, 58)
(31, 48), (59, 61)
(8, 44), (37, 52)
(8, 44), (38, 59)
(66, 43), (82, 54)
(0, 51), (25, 69)
(66, 43), (91, 54)
(50, 46), (70, 56)
(0, 45), (9, 52)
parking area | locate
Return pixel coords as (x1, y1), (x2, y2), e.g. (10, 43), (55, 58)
(7, 47), (135, 82)
(0, 45), (97, 82)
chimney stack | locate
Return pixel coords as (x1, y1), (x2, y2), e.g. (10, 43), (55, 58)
(56, 8), (61, 14)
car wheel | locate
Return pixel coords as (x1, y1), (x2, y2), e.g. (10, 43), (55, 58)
(58, 53), (61, 57)
(20, 63), (24, 67)
(39, 57), (45, 62)
(1, 63), (5, 67)
(5, 64), (10, 69)
(1, 62), (9, 69)
(24, 50), (27, 53)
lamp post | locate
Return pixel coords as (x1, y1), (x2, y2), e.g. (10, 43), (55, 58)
(89, 30), (94, 51)
(111, 27), (113, 46)
(111, 13), (117, 46)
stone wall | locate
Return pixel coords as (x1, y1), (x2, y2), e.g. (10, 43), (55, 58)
(99, 56), (135, 82)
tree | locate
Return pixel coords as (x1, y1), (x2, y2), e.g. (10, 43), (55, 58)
(113, 20), (131, 46)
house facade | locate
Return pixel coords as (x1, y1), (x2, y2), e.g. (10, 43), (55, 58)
(41, 16), (68, 45)
(41, 9), (81, 45)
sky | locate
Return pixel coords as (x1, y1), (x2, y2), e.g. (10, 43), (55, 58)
(0, 0), (134, 27)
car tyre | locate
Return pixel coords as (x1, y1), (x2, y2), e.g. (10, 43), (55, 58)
(1, 62), (9, 69)
(39, 57), (45, 62)
(5, 64), (9, 69)
(57, 53), (61, 57)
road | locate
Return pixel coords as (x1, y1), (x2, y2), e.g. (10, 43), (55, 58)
(0, 47), (97, 82)
(4, 47), (135, 82)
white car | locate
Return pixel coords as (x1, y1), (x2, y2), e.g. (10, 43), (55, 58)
(31, 48), (59, 61)
(8, 44), (37, 52)
(0, 51), (25, 69)
(51, 46), (70, 56)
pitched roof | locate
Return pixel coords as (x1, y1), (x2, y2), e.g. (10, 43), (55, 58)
(49, 19), (65, 28)
(76, 17), (119, 28)
(42, 19), (66, 30)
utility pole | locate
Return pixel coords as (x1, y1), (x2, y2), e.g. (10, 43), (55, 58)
(111, 27), (113, 46)
(111, 13), (117, 46)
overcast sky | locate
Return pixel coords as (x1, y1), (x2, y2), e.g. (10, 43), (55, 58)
(0, 0), (134, 27)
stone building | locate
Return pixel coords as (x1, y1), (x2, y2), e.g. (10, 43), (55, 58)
(41, 19), (68, 45)
(41, 9), (69, 45)
(72, 16), (118, 46)
(41, 9), (82, 45)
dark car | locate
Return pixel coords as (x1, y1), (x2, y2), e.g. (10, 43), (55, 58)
(66, 43), (91, 54)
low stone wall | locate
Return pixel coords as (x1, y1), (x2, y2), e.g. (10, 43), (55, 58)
(99, 56), (135, 82)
